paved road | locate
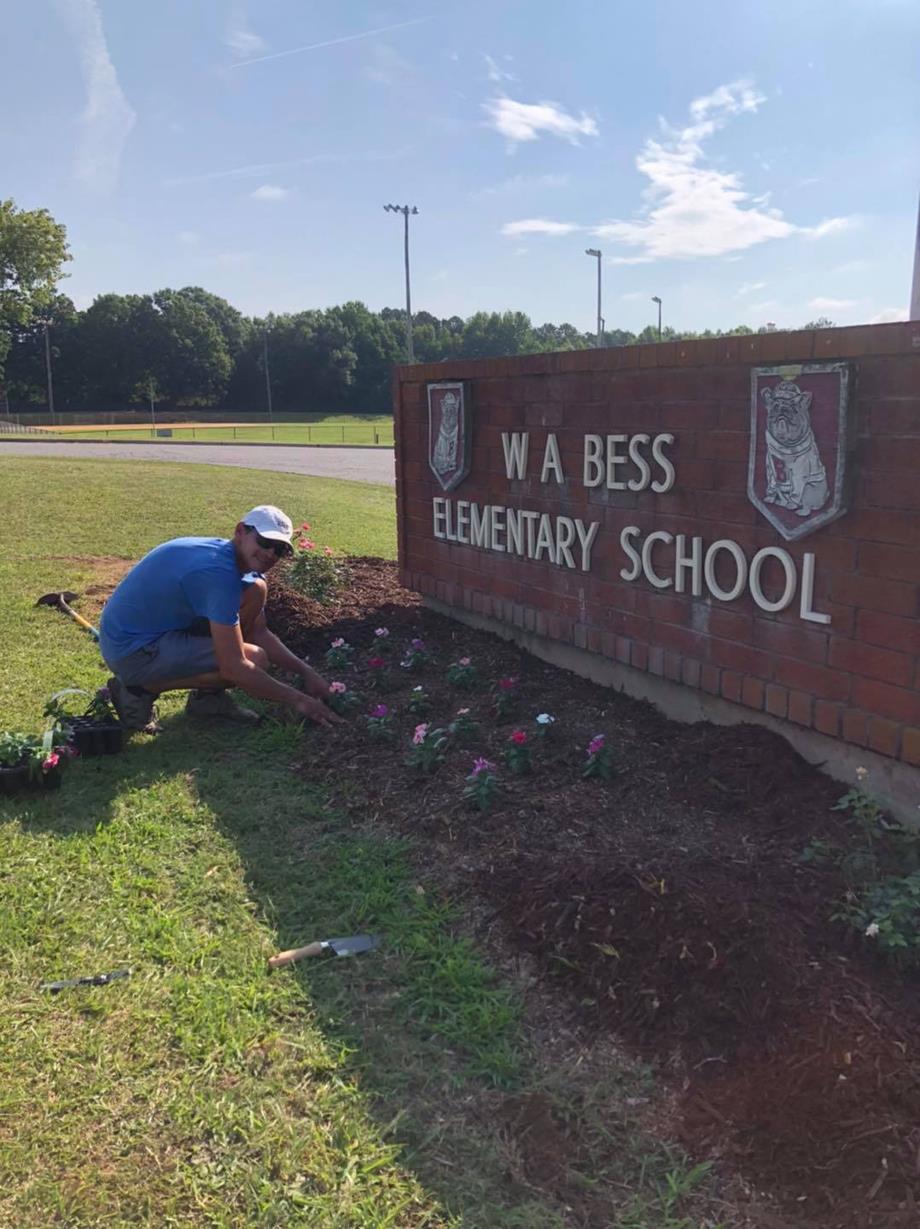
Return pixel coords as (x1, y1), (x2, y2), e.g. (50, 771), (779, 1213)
(0, 440), (396, 486)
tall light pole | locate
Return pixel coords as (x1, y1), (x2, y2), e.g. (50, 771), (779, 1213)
(262, 325), (274, 423)
(42, 318), (55, 424)
(585, 248), (602, 347)
(651, 295), (662, 341)
(384, 203), (419, 363)
(910, 190), (920, 321)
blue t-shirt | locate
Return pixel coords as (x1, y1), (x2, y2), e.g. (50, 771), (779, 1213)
(99, 537), (247, 660)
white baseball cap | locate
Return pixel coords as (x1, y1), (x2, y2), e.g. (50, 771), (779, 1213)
(241, 505), (294, 549)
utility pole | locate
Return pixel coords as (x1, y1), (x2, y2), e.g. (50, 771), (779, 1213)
(383, 203), (419, 363)
(585, 248), (603, 346)
(43, 319), (55, 424)
(910, 190), (920, 321)
(263, 328), (274, 422)
(651, 295), (662, 341)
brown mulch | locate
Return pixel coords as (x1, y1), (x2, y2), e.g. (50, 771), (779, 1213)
(267, 558), (920, 1229)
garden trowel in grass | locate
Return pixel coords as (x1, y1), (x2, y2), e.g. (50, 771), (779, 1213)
(268, 933), (382, 970)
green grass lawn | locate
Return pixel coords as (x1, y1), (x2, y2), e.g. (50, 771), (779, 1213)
(32, 417), (395, 447)
(0, 458), (729, 1229)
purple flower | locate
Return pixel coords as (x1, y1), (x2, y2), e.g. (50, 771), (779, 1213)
(97, 686), (111, 702)
(458, 657), (471, 667)
(498, 677), (517, 692)
(370, 704), (389, 718)
(331, 638), (345, 649)
(587, 734), (605, 757)
(411, 638), (425, 650)
(329, 681), (346, 694)
(471, 757), (495, 777)
(374, 627), (389, 638)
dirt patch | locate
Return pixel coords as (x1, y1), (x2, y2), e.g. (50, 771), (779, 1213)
(45, 556), (133, 616)
(269, 559), (920, 1228)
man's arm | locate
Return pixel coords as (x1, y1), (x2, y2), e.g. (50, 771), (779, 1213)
(249, 613), (331, 698)
(210, 622), (339, 726)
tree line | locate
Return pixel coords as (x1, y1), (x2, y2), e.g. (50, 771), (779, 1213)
(0, 198), (834, 416)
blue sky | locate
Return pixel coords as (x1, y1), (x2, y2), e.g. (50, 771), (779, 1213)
(5, 1), (918, 334)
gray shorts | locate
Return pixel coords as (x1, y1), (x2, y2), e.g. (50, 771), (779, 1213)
(105, 629), (219, 688)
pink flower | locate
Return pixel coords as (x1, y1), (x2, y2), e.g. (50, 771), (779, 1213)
(498, 677), (517, 691)
(329, 681), (346, 694)
(413, 723), (429, 745)
(302, 539), (315, 550)
(300, 522), (311, 531)
(65, 744), (79, 759)
(42, 752), (60, 772)
(331, 638), (345, 649)
(368, 656), (386, 669)
(457, 708), (470, 716)
(471, 757), (495, 777)
(323, 546), (333, 557)
(587, 734), (605, 757)
(458, 657), (471, 667)
(298, 538), (308, 549)
(370, 704), (389, 718)
(510, 730), (527, 746)
(374, 627), (389, 638)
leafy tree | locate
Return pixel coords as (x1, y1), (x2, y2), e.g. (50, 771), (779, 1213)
(0, 199), (70, 377)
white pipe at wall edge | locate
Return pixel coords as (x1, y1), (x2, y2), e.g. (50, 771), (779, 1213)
(911, 190), (920, 321)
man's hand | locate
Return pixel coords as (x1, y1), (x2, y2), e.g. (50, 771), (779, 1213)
(299, 662), (331, 699)
(293, 693), (344, 728)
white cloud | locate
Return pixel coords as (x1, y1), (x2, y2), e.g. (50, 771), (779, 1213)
(805, 217), (856, 239)
(225, 2), (266, 59)
(500, 218), (580, 237)
(869, 307), (908, 324)
(833, 259), (870, 274)
(608, 255), (653, 265)
(470, 172), (568, 200)
(54, 0), (136, 193)
(736, 280), (766, 296)
(484, 53), (516, 84)
(620, 291), (646, 301)
(484, 97), (598, 147)
(178, 230), (199, 245)
(250, 184), (290, 201)
(589, 80), (853, 260)
(808, 296), (857, 310)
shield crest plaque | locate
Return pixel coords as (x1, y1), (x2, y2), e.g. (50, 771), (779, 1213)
(428, 381), (471, 492)
(748, 363), (852, 541)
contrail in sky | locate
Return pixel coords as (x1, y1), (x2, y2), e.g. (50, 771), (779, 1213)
(228, 16), (434, 68)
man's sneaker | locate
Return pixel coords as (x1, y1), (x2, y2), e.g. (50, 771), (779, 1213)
(107, 677), (162, 733)
(185, 689), (261, 725)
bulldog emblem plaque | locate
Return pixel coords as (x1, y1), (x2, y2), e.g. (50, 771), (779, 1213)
(428, 381), (471, 492)
(748, 363), (851, 541)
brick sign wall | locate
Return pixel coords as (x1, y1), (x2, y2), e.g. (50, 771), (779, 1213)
(394, 323), (920, 770)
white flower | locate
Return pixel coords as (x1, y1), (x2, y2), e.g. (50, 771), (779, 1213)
(865, 922), (880, 938)
(536, 713), (555, 725)
(375, 627), (389, 638)
(856, 766), (868, 781)
(413, 685), (423, 692)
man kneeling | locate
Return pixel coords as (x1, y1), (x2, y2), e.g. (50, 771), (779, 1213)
(99, 505), (340, 731)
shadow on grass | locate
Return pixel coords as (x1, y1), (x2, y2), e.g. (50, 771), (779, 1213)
(7, 709), (593, 1228)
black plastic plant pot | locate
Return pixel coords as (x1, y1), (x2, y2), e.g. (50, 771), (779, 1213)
(65, 717), (123, 757)
(0, 765), (29, 797)
(41, 768), (64, 790)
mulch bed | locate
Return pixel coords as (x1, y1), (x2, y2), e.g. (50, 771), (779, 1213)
(267, 558), (920, 1229)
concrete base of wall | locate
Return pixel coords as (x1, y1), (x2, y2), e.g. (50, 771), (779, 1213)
(425, 598), (920, 826)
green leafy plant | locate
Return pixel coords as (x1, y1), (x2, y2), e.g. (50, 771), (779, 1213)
(447, 708), (479, 745)
(365, 656), (396, 692)
(43, 687), (116, 724)
(285, 528), (344, 605)
(446, 657), (479, 691)
(583, 733), (614, 780)
(463, 758), (500, 812)
(365, 704), (395, 741)
(400, 638), (430, 672)
(324, 638), (354, 671)
(326, 682), (362, 716)
(502, 730), (531, 775)
(406, 723), (449, 773)
(1, 725), (74, 780)
(406, 685), (431, 716)
(490, 676), (517, 720)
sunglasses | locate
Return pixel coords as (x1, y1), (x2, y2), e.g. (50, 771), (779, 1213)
(246, 526), (292, 558)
